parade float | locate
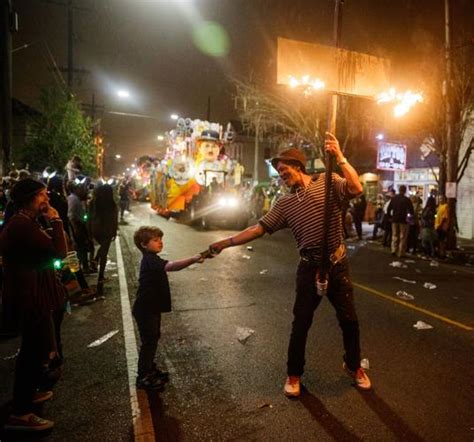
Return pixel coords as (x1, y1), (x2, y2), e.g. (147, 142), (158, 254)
(149, 118), (249, 229)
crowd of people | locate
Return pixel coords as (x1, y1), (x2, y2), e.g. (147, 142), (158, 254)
(0, 156), (133, 432)
(344, 186), (451, 260)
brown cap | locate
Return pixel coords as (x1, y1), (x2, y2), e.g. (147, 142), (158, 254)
(271, 148), (307, 172)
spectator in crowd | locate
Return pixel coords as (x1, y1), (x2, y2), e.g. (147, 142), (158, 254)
(352, 194), (367, 240)
(371, 194), (385, 240)
(89, 184), (118, 295)
(407, 193), (423, 254)
(421, 196), (437, 257)
(64, 155), (82, 184)
(118, 178), (132, 223)
(67, 182), (93, 273)
(381, 189), (395, 247)
(387, 185), (414, 258)
(435, 195), (449, 259)
(0, 179), (67, 432)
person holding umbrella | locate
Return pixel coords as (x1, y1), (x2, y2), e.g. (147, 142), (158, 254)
(208, 133), (371, 397)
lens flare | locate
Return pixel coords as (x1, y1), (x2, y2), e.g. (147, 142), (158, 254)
(192, 21), (230, 57)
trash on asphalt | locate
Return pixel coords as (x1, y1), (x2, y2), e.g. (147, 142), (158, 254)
(106, 259), (117, 269)
(3, 348), (20, 360)
(361, 358), (370, 369)
(430, 260), (439, 267)
(259, 269), (268, 275)
(258, 402), (273, 409)
(88, 330), (119, 348)
(242, 255), (251, 260)
(404, 259), (416, 263)
(393, 276), (416, 284)
(246, 246), (254, 251)
(423, 282), (437, 290)
(413, 321), (433, 330)
(396, 291), (415, 301)
(390, 261), (408, 268)
(236, 326), (255, 344)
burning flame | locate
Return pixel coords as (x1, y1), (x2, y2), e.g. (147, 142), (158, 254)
(288, 75), (325, 95)
(376, 88), (424, 117)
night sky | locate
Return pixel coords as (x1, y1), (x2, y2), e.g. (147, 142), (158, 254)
(11, 0), (474, 166)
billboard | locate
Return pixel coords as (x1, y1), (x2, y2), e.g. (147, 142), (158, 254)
(377, 142), (407, 171)
(277, 37), (391, 98)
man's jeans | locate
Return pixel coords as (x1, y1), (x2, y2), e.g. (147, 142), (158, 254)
(391, 222), (409, 257)
(287, 258), (361, 376)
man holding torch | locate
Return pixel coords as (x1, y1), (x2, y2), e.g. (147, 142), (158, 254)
(208, 132), (371, 397)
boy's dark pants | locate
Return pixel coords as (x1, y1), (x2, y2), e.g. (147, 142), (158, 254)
(287, 258), (361, 376)
(133, 309), (161, 377)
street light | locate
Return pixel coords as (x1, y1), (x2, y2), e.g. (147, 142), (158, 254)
(115, 154), (122, 160)
(157, 135), (164, 141)
(170, 113), (179, 120)
(117, 90), (130, 98)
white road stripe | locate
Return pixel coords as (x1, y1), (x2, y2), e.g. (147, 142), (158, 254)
(116, 236), (155, 441)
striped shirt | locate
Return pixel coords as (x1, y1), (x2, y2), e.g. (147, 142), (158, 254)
(259, 173), (348, 255)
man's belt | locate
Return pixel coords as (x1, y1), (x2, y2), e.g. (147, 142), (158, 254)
(300, 243), (346, 266)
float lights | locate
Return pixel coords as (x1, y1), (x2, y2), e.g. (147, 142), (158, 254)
(376, 133), (385, 141)
(157, 135), (164, 141)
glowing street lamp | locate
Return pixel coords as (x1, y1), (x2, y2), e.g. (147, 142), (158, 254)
(115, 154), (122, 160)
(288, 74), (326, 96)
(117, 90), (131, 99)
(170, 113), (179, 121)
(157, 135), (164, 141)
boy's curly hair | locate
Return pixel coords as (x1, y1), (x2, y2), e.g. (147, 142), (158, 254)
(133, 226), (164, 252)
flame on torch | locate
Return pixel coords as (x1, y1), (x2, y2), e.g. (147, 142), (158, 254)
(288, 75), (326, 96)
(376, 88), (424, 117)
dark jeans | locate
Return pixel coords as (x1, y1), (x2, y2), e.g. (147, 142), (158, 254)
(353, 216), (363, 239)
(287, 258), (361, 376)
(133, 309), (161, 377)
(12, 310), (54, 415)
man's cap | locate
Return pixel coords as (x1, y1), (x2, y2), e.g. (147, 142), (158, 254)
(198, 130), (220, 142)
(271, 148), (307, 172)
(10, 178), (46, 203)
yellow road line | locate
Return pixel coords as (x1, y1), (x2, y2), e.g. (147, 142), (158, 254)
(353, 282), (474, 331)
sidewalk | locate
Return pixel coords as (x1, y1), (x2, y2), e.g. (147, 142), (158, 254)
(351, 222), (474, 266)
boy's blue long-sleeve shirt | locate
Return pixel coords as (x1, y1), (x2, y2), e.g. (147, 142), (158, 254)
(133, 251), (171, 314)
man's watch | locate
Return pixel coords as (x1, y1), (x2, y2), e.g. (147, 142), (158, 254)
(337, 157), (348, 166)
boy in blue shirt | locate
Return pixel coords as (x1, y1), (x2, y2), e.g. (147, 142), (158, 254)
(133, 226), (205, 390)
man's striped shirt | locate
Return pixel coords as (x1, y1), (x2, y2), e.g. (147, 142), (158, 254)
(259, 173), (348, 255)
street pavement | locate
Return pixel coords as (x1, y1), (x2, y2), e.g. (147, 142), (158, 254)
(1, 202), (473, 441)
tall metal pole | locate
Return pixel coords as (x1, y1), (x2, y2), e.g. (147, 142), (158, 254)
(444, 0), (457, 249)
(1, 0), (13, 174)
(253, 116), (260, 184)
(67, 0), (74, 89)
(319, 0), (343, 288)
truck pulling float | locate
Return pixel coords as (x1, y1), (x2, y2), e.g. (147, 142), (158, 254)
(149, 118), (249, 230)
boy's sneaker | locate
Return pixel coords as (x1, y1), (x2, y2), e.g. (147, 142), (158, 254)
(283, 375), (301, 397)
(343, 363), (372, 390)
(4, 413), (54, 432)
(32, 390), (53, 404)
(151, 364), (169, 382)
(136, 373), (165, 391)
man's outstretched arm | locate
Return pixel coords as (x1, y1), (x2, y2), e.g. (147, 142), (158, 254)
(209, 223), (266, 254)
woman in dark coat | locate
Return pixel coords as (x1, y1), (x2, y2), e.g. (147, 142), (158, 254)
(88, 184), (118, 295)
(0, 179), (67, 431)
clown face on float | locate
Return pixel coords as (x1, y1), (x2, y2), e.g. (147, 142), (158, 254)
(195, 130), (229, 186)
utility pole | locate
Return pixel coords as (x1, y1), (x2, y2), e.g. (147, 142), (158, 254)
(253, 115), (260, 184)
(444, 0), (457, 249)
(206, 95), (211, 121)
(0, 0), (16, 174)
